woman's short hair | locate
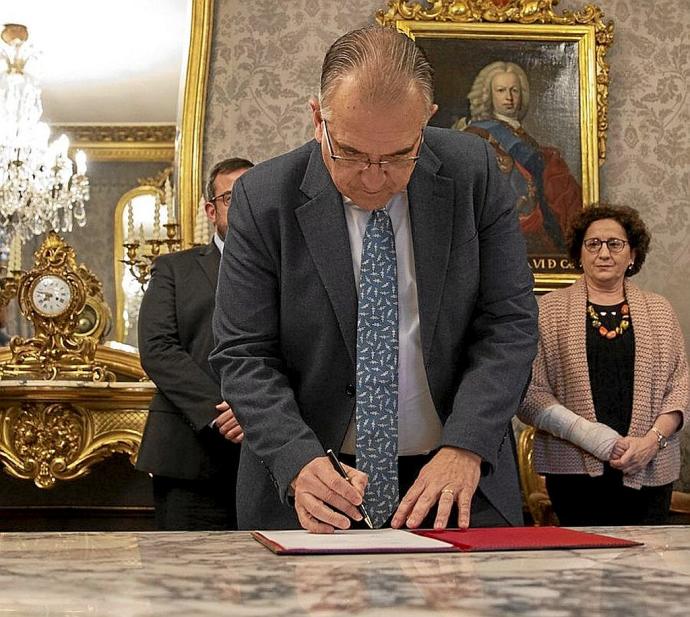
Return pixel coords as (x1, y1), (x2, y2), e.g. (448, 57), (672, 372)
(468, 61), (530, 121)
(566, 204), (651, 277)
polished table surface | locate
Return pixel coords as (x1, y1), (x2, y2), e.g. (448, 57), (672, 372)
(1, 526), (688, 616)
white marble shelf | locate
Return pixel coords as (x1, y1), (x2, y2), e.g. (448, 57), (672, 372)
(0, 526), (688, 616)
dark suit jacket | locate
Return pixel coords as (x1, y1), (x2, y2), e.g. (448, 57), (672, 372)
(210, 127), (538, 529)
(137, 242), (239, 481)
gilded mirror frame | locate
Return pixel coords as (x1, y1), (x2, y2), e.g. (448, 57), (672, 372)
(113, 185), (165, 342)
(377, 0), (614, 292)
(177, 0), (215, 247)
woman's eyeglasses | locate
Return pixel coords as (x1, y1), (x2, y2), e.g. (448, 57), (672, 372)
(582, 237), (628, 253)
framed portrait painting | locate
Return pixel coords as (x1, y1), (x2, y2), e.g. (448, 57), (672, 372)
(377, 0), (614, 292)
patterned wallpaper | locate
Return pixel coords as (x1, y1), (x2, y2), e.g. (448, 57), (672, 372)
(202, 0), (376, 182)
(205, 0), (689, 487)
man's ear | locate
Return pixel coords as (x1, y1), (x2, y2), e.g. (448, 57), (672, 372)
(428, 103), (439, 121)
(204, 201), (217, 226)
(309, 96), (323, 141)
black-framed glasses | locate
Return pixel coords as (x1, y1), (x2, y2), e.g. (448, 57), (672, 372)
(322, 119), (422, 172)
(210, 189), (233, 207)
(583, 237), (628, 254)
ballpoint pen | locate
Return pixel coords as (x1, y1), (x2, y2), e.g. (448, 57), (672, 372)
(325, 449), (374, 529)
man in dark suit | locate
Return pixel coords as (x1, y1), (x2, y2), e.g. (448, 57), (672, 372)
(137, 157), (253, 530)
(210, 27), (538, 532)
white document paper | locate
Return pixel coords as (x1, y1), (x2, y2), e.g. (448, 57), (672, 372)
(254, 528), (453, 552)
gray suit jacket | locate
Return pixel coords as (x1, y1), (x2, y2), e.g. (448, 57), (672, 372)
(137, 242), (240, 480)
(210, 127), (538, 528)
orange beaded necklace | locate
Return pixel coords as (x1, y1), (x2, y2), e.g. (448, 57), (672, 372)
(587, 302), (630, 340)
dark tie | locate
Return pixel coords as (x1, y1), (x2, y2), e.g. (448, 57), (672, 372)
(355, 208), (399, 528)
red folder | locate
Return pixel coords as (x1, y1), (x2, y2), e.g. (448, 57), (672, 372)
(414, 526), (642, 552)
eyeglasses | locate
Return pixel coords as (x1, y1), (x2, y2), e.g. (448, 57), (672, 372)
(582, 237), (628, 253)
(210, 189), (233, 207)
(322, 119), (422, 172)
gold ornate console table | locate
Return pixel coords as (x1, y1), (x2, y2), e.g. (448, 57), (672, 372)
(0, 378), (154, 489)
(0, 379), (154, 489)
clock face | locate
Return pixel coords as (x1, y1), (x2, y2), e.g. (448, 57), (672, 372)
(31, 274), (73, 317)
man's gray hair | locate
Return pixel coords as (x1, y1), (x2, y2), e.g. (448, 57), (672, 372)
(468, 61), (529, 121)
(319, 26), (434, 119)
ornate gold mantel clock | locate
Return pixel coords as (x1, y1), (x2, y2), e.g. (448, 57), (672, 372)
(1, 232), (112, 381)
(0, 233), (155, 489)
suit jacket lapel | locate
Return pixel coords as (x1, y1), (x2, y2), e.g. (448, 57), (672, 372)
(296, 144), (358, 365)
(408, 145), (454, 360)
(196, 241), (220, 291)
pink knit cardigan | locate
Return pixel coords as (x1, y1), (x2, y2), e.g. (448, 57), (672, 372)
(518, 278), (689, 489)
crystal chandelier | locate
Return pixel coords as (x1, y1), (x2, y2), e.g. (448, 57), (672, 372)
(0, 23), (89, 244)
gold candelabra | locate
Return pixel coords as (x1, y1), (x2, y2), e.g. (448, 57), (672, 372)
(0, 241), (23, 307)
(119, 167), (190, 288)
(0, 267), (22, 308)
(121, 222), (182, 287)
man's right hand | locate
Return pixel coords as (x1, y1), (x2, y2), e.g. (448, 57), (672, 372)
(291, 456), (368, 533)
(215, 401), (244, 443)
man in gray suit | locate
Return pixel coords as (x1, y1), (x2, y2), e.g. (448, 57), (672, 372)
(137, 157), (253, 530)
(210, 27), (538, 532)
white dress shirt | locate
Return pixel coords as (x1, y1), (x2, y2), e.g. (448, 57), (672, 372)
(340, 192), (442, 456)
(213, 232), (224, 254)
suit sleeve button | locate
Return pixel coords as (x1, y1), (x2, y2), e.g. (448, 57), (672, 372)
(345, 384), (355, 397)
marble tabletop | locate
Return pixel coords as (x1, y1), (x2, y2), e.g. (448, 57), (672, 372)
(1, 526), (688, 616)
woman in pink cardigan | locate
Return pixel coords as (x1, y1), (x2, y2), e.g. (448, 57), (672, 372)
(519, 204), (689, 525)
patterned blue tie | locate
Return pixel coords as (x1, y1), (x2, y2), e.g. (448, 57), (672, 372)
(356, 208), (399, 528)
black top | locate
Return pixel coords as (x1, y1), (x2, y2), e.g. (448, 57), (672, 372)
(586, 301), (635, 436)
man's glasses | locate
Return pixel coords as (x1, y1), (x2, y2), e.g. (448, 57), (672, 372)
(210, 190), (232, 207)
(582, 237), (628, 253)
(322, 119), (422, 172)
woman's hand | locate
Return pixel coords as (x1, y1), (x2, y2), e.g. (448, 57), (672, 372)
(609, 433), (659, 474)
(610, 438), (629, 460)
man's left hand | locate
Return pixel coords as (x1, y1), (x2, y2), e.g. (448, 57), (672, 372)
(391, 446), (481, 530)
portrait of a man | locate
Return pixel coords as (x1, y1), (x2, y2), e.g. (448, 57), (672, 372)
(453, 61), (582, 254)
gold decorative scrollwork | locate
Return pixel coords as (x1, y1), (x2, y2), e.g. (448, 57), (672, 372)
(517, 426), (558, 526)
(51, 124), (175, 162)
(0, 399), (147, 488)
(51, 124), (176, 144)
(5, 403), (86, 488)
(377, 0), (614, 163)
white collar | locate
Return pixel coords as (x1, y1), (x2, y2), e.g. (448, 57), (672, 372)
(494, 112), (522, 130)
(213, 232), (224, 253)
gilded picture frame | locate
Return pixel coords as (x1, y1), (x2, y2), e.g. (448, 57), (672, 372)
(378, 0), (614, 292)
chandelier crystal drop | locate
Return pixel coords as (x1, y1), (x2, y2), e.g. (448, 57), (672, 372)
(0, 24), (89, 243)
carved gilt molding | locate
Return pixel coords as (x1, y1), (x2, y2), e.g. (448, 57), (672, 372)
(51, 124), (176, 162)
(0, 382), (153, 488)
(0, 402), (146, 488)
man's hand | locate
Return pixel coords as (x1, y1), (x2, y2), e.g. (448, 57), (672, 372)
(215, 401), (244, 443)
(391, 446), (481, 530)
(609, 433), (658, 475)
(291, 456), (368, 534)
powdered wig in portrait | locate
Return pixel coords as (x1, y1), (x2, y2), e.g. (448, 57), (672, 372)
(468, 61), (530, 121)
